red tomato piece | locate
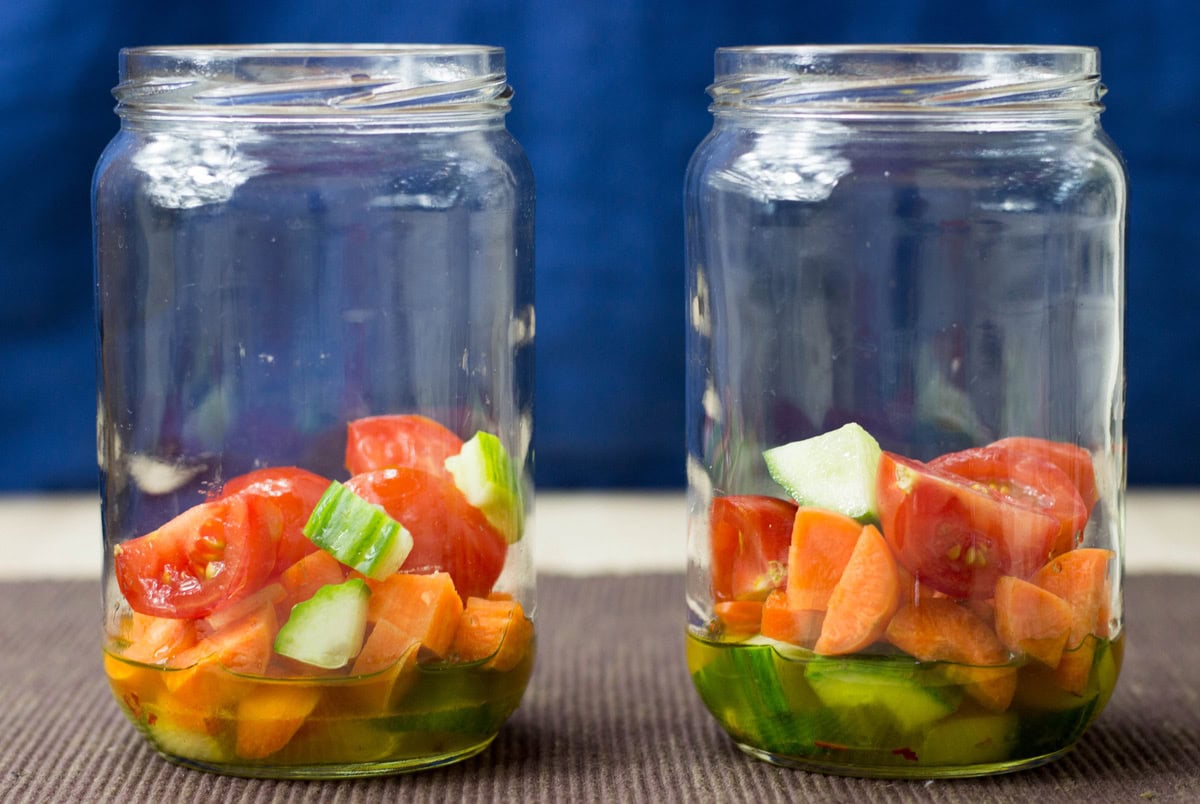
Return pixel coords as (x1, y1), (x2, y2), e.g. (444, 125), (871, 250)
(114, 495), (279, 619)
(709, 495), (797, 602)
(876, 452), (1059, 599)
(344, 414), (464, 477)
(931, 446), (1088, 556)
(219, 466), (332, 575)
(990, 436), (1099, 511)
(346, 468), (507, 600)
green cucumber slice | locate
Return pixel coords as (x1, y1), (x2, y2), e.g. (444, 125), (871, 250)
(303, 480), (413, 579)
(919, 711), (1018, 766)
(444, 431), (524, 543)
(274, 578), (370, 669)
(804, 656), (963, 739)
(762, 422), (882, 521)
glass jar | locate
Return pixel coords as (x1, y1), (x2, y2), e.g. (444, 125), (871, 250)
(93, 45), (535, 778)
(684, 46), (1125, 778)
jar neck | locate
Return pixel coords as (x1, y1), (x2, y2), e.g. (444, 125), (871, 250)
(709, 45), (1105, 131)
(114, 44), (512, 130)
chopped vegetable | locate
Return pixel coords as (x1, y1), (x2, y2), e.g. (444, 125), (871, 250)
(709, 495), (796, 602)
(274, 579), (371, 670)
(302, 481), (413, 581)
(786, 507), (862, 611)
(763, 422), (882, 521)
(885, 599), (1016, 712)
(444, 431), (525, 544)
(367, 571), (464, 658)
(813, 525), (901, 656)
(993, 575), (1072, 668)
(345, 414), (464, 476)
(452, 597), (534, 671)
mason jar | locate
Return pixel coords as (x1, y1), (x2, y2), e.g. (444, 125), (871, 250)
(684, 45), (1125, 777)
(93, 44), (535, 778)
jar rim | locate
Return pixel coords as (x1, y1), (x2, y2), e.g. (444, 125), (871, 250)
(710, 44), (1103, 119)
(114, 43), (511, 122)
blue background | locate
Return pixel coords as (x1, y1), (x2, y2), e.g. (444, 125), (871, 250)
(1, 1), (1197, 491)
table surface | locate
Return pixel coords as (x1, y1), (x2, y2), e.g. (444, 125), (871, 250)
(2, 572), (1198, 803)
(1, 488), (1199, 578)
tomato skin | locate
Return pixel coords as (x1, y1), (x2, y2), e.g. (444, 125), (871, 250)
(345, 415), (464, 477)
(114, 494), (279, 619)
(931, 446), (1088, 556)
(219, 467), (332, 574)
(709, 495), (797, 602)
(345, 468), (507, 600)
(990, 437), (1099, 511)
(876, 452), (1059, 599)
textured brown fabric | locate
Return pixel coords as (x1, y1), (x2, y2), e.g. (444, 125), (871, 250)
(1, 573), (1197, 802)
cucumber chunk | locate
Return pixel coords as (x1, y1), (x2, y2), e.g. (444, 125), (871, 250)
(303, 480), (413, 579)
(805, 656), (963, 739)
(763, 422), (882, 521)
(274, 579), (370, 669)
(444, 431), (524, 543)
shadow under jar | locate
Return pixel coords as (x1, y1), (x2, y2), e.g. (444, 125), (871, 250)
(684, 45), (1126, 778)
(93, 45), (535, 779)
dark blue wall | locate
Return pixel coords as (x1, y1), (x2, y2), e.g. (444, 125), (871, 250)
(2, 1), (1196, 490)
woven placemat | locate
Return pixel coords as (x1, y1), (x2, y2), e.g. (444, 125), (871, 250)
(1, 573), (1197, 803)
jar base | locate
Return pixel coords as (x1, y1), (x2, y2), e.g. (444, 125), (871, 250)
(732, 740), (1073, 780)
(152, 735), (497, 780)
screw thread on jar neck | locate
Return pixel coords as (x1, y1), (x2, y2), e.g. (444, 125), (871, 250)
(114, 44), (512, 127)
(709, 45), (1105, 126)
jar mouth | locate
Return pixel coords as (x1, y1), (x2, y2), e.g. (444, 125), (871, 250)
(115, 44), (512, 121)
(710, 45), (1103, 118)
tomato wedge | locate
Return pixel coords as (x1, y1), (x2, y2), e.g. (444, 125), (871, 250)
(345, 414), (464, 477)
(876, 452), (1059, 599)
(931, 446), (1088, 556)
(709, 495), (797, 602)
(114, 494), (279, 619)
(990, 436), (1099, 511)
(346, 468), (507, 600)
(219, 467), (332, 574)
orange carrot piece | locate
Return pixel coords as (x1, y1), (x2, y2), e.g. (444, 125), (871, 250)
(994, 575), (1072, 668)
(886, 597), (1017, 711)
(785, 507), (863, 611)
(174, 603), (278, 676)
(121, 612), (200, 665)
(1032, 548), (1114, 694)
(759, 589), (823, 647)
(452, 597), (533, 671)
(714, 599), (765, 638)
(204, 582), (286, 632)
(278, 549), (346, 610)
(814, 525), (901, 656)
(368, 571), (464, 658)
(351, 619), (420, 676)
(235, 684), (321, 759)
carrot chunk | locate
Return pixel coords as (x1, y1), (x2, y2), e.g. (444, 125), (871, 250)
(785, 507), (863, 611)
(1032, 548), (1115, 694)
(278, 549), (347, 611)
(813, 525), (901, 656)
(452, 597), (533, 671)
(367, 571), (463, 658)
(994, 575), (1072, 668)
(235, 684), (321, 759)
(759, 589), (823, 647)
(886, 597), (1017, 711)
(713, 599), (765, 638)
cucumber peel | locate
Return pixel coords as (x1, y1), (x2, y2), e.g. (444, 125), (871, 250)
(763, 422), (882, 522)
(303, 480), (413, 580)
(274, 578), (370, 669)
(444, 431), (524, 544)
